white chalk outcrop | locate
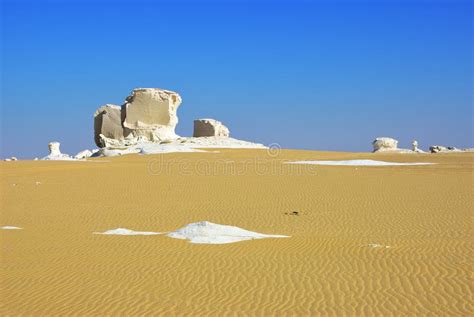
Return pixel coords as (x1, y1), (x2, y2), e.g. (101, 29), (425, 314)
(372, 137), (399, 152)
(411, 140), (426, 153)
(94, 104), (131, 147)
(95, 136), (266, 157)
(93, 88), (182, 147)
(123, 88), (182, 142)
(42, 142), (74, 160)
(167, 221), (289, 244)
(49, 142), (61, 156)
(429, 145), (474, 153)
(194, 119), (230, 137)
(372, 137), (425, 153)
(429, 145), (460, 153)
(74, 149), (96, 159)
(27, 88), (267, 159)
(89, 87), (267, 156)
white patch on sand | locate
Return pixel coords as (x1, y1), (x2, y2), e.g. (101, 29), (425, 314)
(1, 226), (23, 230)
(94, 228), (162, 235)
(287, 159), (434, 166)
(167, 221), (289, 244)
(177, 137), (267, 149)
(139, 145), (208, 155)
(366, 243), (391, 249)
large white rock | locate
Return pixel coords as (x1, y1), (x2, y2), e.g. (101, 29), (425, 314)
(372, 137), (398, 152)
(123, 88), (182, 142)
(94, 104), (131, 147)
(193, 119), (230, 137)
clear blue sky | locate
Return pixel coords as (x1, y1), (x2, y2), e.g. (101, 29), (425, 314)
(1, 0), (472, 158)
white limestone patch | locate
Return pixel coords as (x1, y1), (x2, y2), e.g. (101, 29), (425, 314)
(139, 144), (208, 155)
(1, 226), (23, 230)
(167, 221), (289, 244)
(41, 154), (76, 161)
(365, 243), (391, 249)
(94, 228), (162, 236)
(287, 159), (434, 166)
(178, 136), (267, 149)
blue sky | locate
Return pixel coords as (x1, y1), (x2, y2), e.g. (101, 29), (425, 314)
(1, 0), (472, 158)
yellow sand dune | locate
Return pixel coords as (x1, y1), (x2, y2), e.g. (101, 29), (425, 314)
(1, 150), (472, 315)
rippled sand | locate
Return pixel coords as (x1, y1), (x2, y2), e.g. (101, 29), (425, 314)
(1, 150), (472, 316)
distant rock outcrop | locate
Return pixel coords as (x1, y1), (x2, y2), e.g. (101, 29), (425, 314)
(193, 119), (230, 137)
(89, 87), (266, 156)
(93, 88), (182, 147)
(74, 149), (95, 159)
(42, 142), (73, 160)
(49, 142), (62, 156)
(372, 137), (398, 152)
(429, 145), (460, 153)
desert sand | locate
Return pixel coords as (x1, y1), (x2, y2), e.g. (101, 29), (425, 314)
(1, 149), (473, 316)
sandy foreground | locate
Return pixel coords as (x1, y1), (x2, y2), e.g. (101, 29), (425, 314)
(1, 149), (472, 316)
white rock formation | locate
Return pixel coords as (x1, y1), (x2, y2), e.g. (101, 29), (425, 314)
(42, 142), (74, 160)
(90, 87), (267, 155)
(372, 137), (399, 152)
(94, 136), (267, 157)
(93, 88), (182, 147)
(49, 142), (61, 156)
(429, 145), (461, 153)
(412, 140), (418, 152)
(94, 104), (131, 147)
(74, 149), (94, 159)
(123, 88), (182, 142)
(193, 119), (230, 137)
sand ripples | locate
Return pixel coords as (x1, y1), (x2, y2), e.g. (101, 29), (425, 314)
(1, 151), (473, 315)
